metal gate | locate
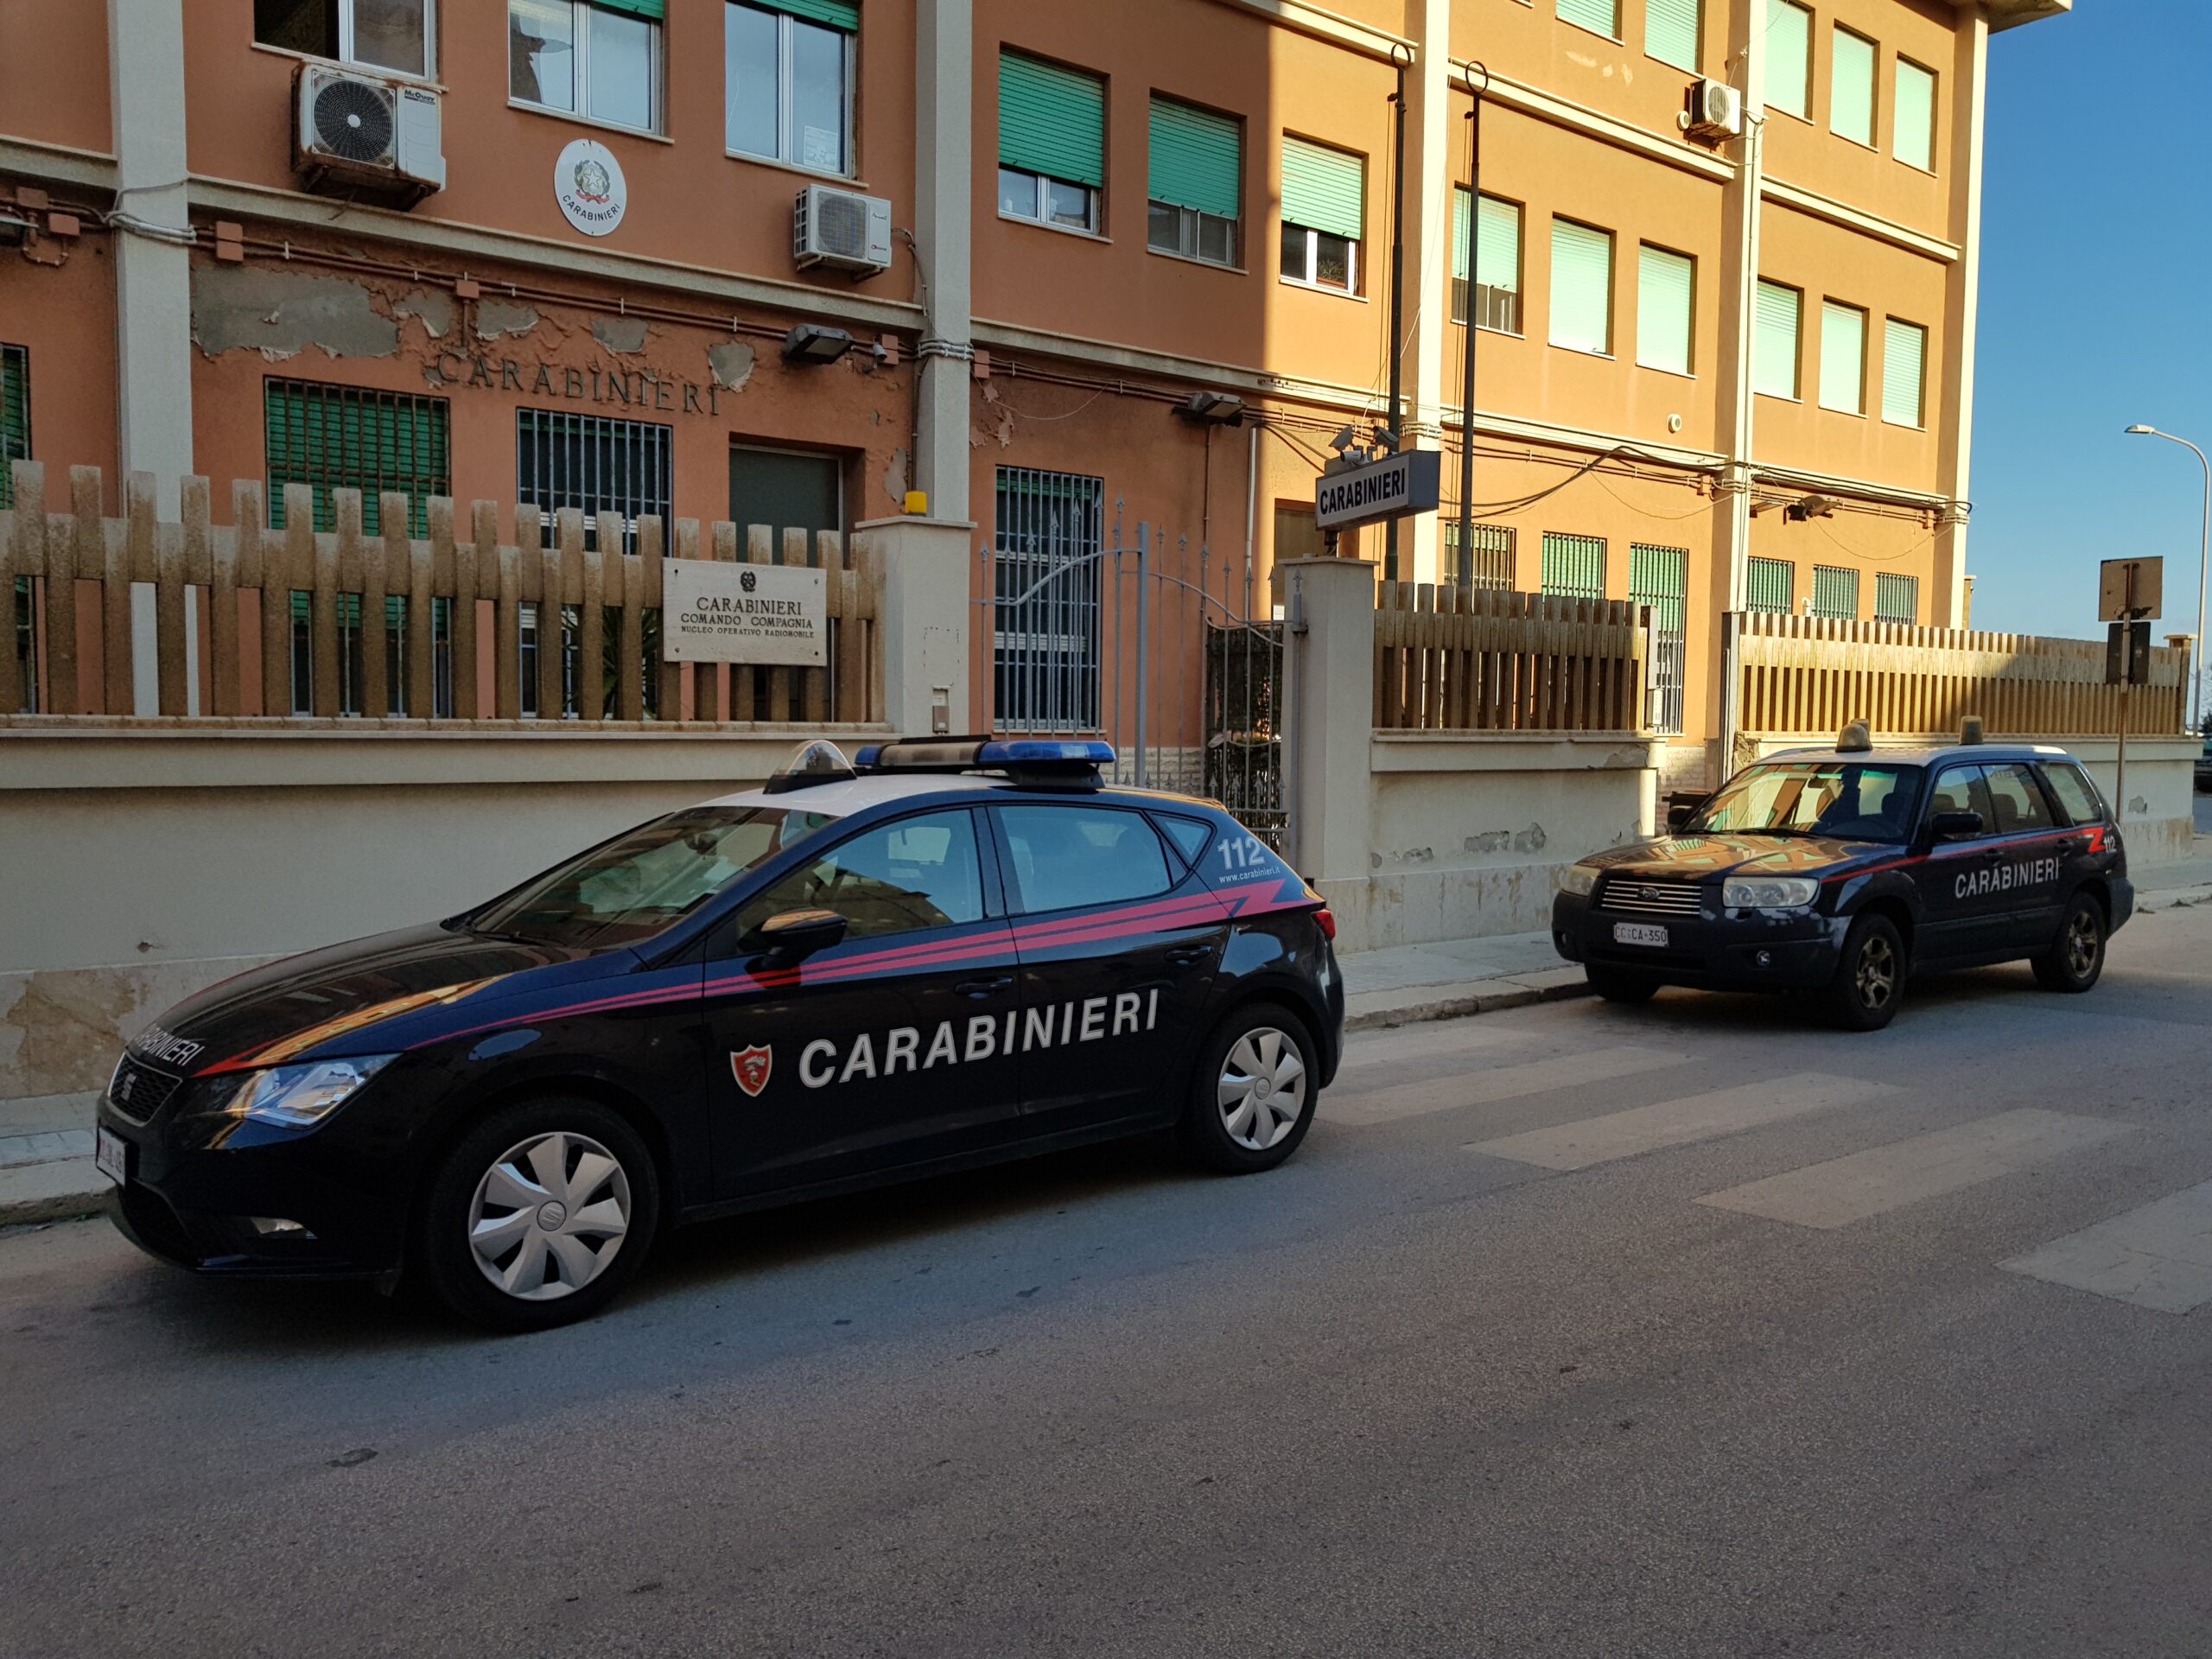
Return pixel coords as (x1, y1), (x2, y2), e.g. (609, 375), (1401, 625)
(980, 474), (1285, 848)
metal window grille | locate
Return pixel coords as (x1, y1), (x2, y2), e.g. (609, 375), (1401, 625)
(994, 467), (1104, 733)
(10, 575), (33, 712)
(1540, 531), (1606, 600)
(1810, 563), (1860, 620)
(1444, 521), (1516, 590)
(289, 592), (409, 715)
(1630, 543), (1688, 736)
(516, 409), (673, 555)
(520, 604), (542, 719)
(1746, 556), (1794, 613)
(0, 343), (28, 510)
(265, 378), (450, 537)
(1874, 571), (1919, 626)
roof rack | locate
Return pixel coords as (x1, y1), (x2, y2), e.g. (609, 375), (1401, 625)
(854, 735), (1116, 787)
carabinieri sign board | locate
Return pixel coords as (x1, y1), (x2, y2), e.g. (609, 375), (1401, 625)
(1313, 449), (1442, 531)
(661, 559), (828, 666)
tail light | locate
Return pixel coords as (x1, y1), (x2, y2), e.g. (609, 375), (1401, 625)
(1313, 906), (1337, 942)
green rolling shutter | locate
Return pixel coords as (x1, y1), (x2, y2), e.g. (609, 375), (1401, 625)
(1875, 573), (1919, 625)
(1446, 522), (1516, 590)
(594, 0), (666, 19)
(1637, 245), (1693, 375)
(752, 0), (858, 30)
(1541, 531), (1606, 601)
(1646, 0), (1700, 72)
(1149, 97), (1240, 219)
(1882, 318), (1926, 427)
(265, 379), (451, 537)
(1767, 0), (1810, 118)
(1810, 564), (1859, 620)
(0, 346), (27, 511)
(1754, 280), (1801, 399)
(1819, 301), (1866, 414)
(1746, 556), (1794, 613)
(1629, 543), (1687, 628)
(1556, 0), (1619, 36)
(1894, 59), (1935, 169)
(999, 53), (1104, 188)
(1281, 137), (1363, 242)
(1549, 219), (1612, 354)
(1831, 28), (1874, 146)
(1453, 191), (1522, 289)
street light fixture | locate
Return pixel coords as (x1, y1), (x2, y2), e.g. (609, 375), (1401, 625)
(2124, 423), (2211, 731)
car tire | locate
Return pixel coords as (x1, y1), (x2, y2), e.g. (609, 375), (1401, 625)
(1178, 1002), (1319, 1175)
(1586, 965), (1662, 1003)
(413, 1096), (660, 1333)
(2031, 891), (2107, 994)
(1823, 914), (1905, 1031)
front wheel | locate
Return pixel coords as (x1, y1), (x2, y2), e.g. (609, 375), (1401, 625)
(1823, 914), (1905, 1031)
(1178, 1003), (1319, 1174)
(2032, 893), (2107, 993)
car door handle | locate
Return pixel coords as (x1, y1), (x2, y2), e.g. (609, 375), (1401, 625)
(954, 976), (1014, 997)
(1979, 848), (2004, 861)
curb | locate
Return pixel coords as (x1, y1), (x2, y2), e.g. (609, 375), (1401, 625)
(1347, 969), (1593, 1033)
(0, 1160), (110, 1229)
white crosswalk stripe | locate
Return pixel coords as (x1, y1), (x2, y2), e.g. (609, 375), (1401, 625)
(1326, 1046), (1688, 1128)
(2000, 1180), (2212, 1313)
(1333, 1021), (1524, 1077)
(1468, 1072), (1899, 1171)
(1694, 1109), (2134, 1230)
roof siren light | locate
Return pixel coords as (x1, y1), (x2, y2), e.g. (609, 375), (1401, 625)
(1960, 715), (1986, 746)
(1838, 720), (1872, 754)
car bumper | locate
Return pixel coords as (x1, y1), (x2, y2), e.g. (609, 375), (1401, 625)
(1551, 892), (1848, 991)
(2107, 876), (2135, 932)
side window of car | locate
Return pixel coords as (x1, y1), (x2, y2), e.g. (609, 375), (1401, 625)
(2040, 763), (2107, 827)
(1979, 763), (2056, 835)
(1154, 813), (1217, 869)
(1925, 766), (1997, 836)
(729, 810), (985, 944)
(998, 804), (1174, 914)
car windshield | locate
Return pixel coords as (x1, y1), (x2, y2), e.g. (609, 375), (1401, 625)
(1687, 763), (1919, 843)
(466, 805), (839, 948)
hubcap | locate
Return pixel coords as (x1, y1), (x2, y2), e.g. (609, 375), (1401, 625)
(467, 1131), (631, 1302)
(1855, 935), (1897, 1009)
(1218, 1027), (1308, 1152)
(2065, 910), (2100, 976)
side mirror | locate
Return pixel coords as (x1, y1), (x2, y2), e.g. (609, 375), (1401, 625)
(1666, 802), (1697, 832)
(1929, 810), (1984, 840)
(748, 907), (848, 960)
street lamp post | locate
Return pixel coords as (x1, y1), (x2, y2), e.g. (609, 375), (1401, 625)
(2126, 423), (2211, 731)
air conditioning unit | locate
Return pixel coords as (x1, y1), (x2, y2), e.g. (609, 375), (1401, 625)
(1681, 79), (1744, 140)
(793, 184), (893, 278)
(295, 64), (446, 204)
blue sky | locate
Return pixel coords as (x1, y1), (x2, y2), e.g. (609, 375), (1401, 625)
(1971, 1), (2212, 641)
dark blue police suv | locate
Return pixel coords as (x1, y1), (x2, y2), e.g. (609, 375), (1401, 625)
(94, 740), (1343, 1330)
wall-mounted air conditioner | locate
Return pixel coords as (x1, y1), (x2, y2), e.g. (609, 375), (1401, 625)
(793, 184), (893, 278)
(295, 64), (446, 204)
(1681, 79), (1744, 141)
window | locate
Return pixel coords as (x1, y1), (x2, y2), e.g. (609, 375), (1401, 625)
(512, 0), (663, 136)
(1452, 190), (1522, 333)
(0, 344), (26, 511)
(995, 467), (1104, 733)
(1767, 0), (1811, 119)
(1894, 57), (1936, 171)
(1549, 219), (1614, 355)
(1874, 571), (1918, 625)
(1819, 300), (1866, 414)
(726, 2), (855, 171)
(1926, 765), (1996, 833)
(1154, 814), (1215, 867)
(998, 52), (1103, 232)
(1637, 245), (1694, 376)
(999, 805), (1173, 913)
(1831, 27), (1876, 147)
(1882, 317), (1926, 428)
(1147, 96), (1240, 267)
(1446, 522), (1516, 591)
(1746, 555), (1794, 613)
(518, 410), (672, 555)
(1630, 543), (1688, 736)
(256, 0), (432, 77)
(1980, 763), (2056, 835)
(2041, 763), (2107, 826)
(1646, 0), (1700, 71)
(1753, 279), (1802, 399)
(1279, 137), (1363, 292)
(735, 809), (986, 942)
(1556, 0), (1619, 39)
(1695, 762), (1916, 842)
(1541, 532), (1606, 601)
(289, 592), (410, 716)
(729, 442), (842, 547)
(265, 378), (450, 537)
(1810, 564), (1859, 620)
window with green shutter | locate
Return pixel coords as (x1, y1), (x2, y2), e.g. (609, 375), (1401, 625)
(1893, 58), (1936, 170)
(265, 378), (451, 537)
(1746, 555), (1795, 614)
(1148, 96), (1241, 266)
(1819, 300), (1866, 414)
(1832, 27), (1875, 147)
(1754, 279), (1802, 399)
(1646, 0), (1700, 72)
(1637, 245), (1694, 376)
(1549, 219), (1614, 356)
(1541, 531), (1607, 601)
(1453, 189), (1522, 333)
(1810, 564), (1859, 620)
(1767, 0), (1811, 119)
(0, 345), (27, 512)
(1279, 136), (1363, 290)
(1630, 543), (1688, 734)
(1446, 521), (1516, 591)
(1557, 0), (1619, 39)
(1882, 317), (1926, 428)
(1874, 572), (1919, 626)
(998, 52), (1104, 232)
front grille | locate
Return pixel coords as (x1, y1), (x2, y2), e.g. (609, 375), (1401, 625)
(107, 1056), (181, 1124)
(1597, 876), (1705, 918)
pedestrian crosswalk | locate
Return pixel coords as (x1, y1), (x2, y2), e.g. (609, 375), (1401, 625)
(1327, 1046), (1688, 1128)
(1469, 1072), (1899, 1172)
(2000, 1179), (2212, 1313)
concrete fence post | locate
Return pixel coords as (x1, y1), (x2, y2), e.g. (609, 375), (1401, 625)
(1280, 556), (1376, 940)
(857, 515), (975, 739)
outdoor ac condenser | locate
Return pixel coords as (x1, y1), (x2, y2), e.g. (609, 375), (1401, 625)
(793, 185), (893, 278)
(295, 64), (447, 204)
(1681, 79), (1745, 140)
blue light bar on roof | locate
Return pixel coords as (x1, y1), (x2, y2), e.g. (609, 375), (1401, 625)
(853, 745), (884, 766)
(977, 740), (1116, 766)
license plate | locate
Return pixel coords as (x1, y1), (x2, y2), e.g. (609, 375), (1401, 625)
(1612, 922), (1669, 948)
(94, 1126), (128, 1186)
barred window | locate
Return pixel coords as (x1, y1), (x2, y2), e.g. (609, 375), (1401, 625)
(1630, 543), (1688, 737)
(1445, 521), (1516, 591)
(994, 467), (1104, 734)
(1746, 556), (1794, 613)
(1811, 564), (1860, 620)
(1874, 572), (1919, 626)
(517, 409), (673, 555)
(265, 378), (450, 537)
(0, 344), (27, 509)
(1540, 531), (1606, 600)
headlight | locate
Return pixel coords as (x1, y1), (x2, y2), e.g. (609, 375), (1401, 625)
(1722, 876), (1820, 910)
(1560, 862), (1602, 896)
(223, 1056), (396, 1127)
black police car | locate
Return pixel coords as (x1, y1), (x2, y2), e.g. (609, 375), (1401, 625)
(1552, 726), (2132, 1030)
(94, 740), (1343, 1330)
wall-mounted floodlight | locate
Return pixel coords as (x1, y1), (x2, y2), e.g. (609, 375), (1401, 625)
(783, 324), (855, 365)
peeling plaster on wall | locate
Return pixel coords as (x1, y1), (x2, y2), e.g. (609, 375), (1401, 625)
(191, 264), (401, 359)
(391, 288), (454, 340)
(708, 341), (755, 391)
(1465, 824), (1548, 856)
(593, 316), (649, 354)
(475, 298), (541, 340)
(882, 447), (910, 507)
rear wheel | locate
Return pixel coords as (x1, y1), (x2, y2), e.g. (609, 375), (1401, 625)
(1823, 914), (1905, 1031)
(1586, 965), (1661, 1003)
(2032, 892), (2107, 993)
(1178, 1003), (1318, 1174)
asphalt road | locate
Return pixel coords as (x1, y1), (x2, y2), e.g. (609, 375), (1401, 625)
(6, 904), (2212, 1659)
